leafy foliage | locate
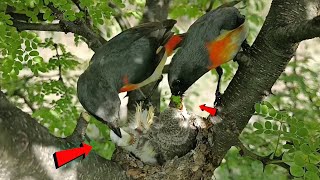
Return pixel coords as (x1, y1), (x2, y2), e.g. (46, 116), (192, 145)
(250, 101), (320, 179)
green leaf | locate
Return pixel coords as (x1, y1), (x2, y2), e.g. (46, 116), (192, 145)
(31, 42), (37, 49)
(254, 103), (260, 113)
(306, 164), (318, 173)
(253, 122), (263, 129)
(26, 47), (32, 51)
(269, 108), (277, 117)
(293, 139), (301, 147)
(27, 32), (36, 39)
(300, 144), (312, 154)
(21, 31), (28, 38)
(297, 128), (308, 137)
(261, 105), (268, 115)
(305, 171), (319, 180)
(254, 129), (264, 134)
(262, 101), (274, 108)
(283, 144), (292, 149)
(265, 116), (273, 120)
(264, 130), (272, 134)
(29, 51), (39, 56)
(14, 61), (23, 70)
(273, 124), (278, 130)
(294, 151), (307, 166)
(290, 125), (297, 133)
(308, 153), (320, 164)
(25, 40), (31, 48)
(290, 165), (305, 177)
(265, 121), (272, 129)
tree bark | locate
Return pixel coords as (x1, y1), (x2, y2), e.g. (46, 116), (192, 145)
(0, 91), (129, 180)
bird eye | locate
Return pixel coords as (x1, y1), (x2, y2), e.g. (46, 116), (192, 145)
(171, 79), (183, 96)
(172, 79), (181, 87)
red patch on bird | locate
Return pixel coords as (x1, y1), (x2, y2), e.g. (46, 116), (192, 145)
(206, 25), (245, 69)
(165, 35), (183, 56)
(120, 75), (138, 92)
(120, 84), (138, 92)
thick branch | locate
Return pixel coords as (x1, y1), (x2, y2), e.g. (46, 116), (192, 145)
(207, 0), (308, 169)
(276, 15), (320, 43)
(0, 91), (128, 179)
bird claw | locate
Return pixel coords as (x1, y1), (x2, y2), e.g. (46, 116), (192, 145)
(214, 91), (222, 107)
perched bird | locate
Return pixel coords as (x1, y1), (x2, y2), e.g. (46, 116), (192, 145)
(77, 20), (177, 138)
(168, 7), (249, 107)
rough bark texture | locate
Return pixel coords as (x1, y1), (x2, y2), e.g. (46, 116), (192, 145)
(0, 91), (128, 180)
(1, 0), (320, 179)
(141, 0), (170, 23)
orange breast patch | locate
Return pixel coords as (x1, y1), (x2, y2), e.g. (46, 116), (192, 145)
(206, 25), (244, 69)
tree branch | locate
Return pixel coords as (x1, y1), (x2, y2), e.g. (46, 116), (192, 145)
(108, 2), (131, 30)
(65, 112), (89, 143)
(206, 0), (215, 12)
(12, 20), (62, 32)
(237, 141), (290, 172)
(6, 6), (46, 21)
(71, 0), (84, 12)
(276, 15), (320, 44)
(141, 0), (171, 23)
(46, 3), (106, 51)
(0, 90), (129, 179)
(13, 90), (36, 112)
(206, 0), (309, 169)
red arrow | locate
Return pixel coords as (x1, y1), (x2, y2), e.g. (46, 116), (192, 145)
(199, 104), (217, 116)
(53, 142), (92, 169)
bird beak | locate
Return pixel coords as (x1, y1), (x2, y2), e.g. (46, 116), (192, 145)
(111, 127), (122, 138)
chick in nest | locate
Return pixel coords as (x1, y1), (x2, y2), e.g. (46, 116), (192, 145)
(110, 103), (158, 164)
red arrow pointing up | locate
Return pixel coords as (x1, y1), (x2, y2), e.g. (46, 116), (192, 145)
(53, 142), (92, 169)
(199, 104), (218, 116)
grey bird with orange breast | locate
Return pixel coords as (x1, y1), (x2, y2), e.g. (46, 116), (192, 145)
(77, 20), (180, 138)
(168, 7), (249, 108)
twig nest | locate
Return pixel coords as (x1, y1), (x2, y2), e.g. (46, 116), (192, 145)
(149, 107), (198, 163)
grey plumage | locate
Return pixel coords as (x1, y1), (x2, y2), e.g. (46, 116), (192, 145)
(77, 20), (176, 137)
(168, 7), (247, 96)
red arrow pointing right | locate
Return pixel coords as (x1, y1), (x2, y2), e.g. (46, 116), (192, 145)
(53, 142), (92, 169)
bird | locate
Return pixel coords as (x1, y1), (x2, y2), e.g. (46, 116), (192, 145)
(168, 7), (249, 108)
(119, 34), (183, 93)
(77, 20), (177, 138)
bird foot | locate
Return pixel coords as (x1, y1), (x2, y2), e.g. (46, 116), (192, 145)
(214, 91), (222, 107)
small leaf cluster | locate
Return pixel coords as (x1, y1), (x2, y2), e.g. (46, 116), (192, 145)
(86, 117), (116, 160)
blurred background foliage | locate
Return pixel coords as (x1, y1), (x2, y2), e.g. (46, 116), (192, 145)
(0, 0), (319, 179)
